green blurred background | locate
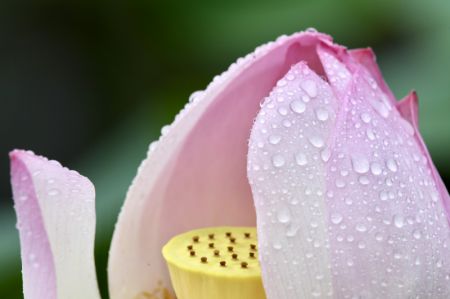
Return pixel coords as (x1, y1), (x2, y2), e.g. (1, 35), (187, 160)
(0, 0), (449, 297)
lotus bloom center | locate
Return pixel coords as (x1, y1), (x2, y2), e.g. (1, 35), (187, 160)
(162, 227), (266, 299)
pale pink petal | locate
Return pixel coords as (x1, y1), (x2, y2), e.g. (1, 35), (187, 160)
(10, 150), (101, 299)
(108, 31), (334, 299)
(248, 62), (339, 298)
(349, 47), (397, 105)
(396, 92), (450, 219)
(248, 48), (450, 298)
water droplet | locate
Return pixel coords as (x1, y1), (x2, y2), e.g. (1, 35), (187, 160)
(355, 223), (368, 232)
(290, 100), (306, 114)
(379, 191), (388, 201)
(272, 155), (286, 168)
(412, 230), (422, 239)
(370, 162), (382, 176)
(19, 195), (28, 202)
(400, 118), (415, 135)
(331, 213), (343, 224)
(360, 113), (371, 123)
(282, 120), (292, 127)
(278, 107), (288, 116)
(277, 79), (287, 87)
(335, 179), (346, 188)
(431, 192), (439, 202)
(161, 125), (170, 136)
(268, 135), (282, 145)
(351, 155), (370, 174)
(286, 224), (299, 237)
(315, 108), (329, 121)
(358, 176), (370, 185)
(48, 189), (60, 196)
(189, 90), (203, 103)
(393, 214), (404, 228)
(386, 158), (398, 172)
(295, 153), (308, 166)
(300, 80), (318, 98)
(272, 241), (282, 250)
(302, 95), (310, 103)
(308, 136), (325, 148)
(370, 100), (389, 118)
(320, 148), (331, 162)
(277, 207), (291, 224)
(366, 128), (376, 140)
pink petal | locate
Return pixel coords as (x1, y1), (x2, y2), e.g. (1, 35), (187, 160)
(108, 30), (334, 298)
(349, 47), (397, 105)
(396, 92), (450, 220)
(248, 47), (450, 298)
(10, 150), (100, 299)
(248, 62), (339, 298)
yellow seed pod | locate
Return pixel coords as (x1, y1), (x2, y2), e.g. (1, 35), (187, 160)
(162, 226), (266, 299)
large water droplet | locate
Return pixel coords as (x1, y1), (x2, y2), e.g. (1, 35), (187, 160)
(295, 152), (308, 166)
(370, 162), (382, 176)
(355, 223), (368, 232)
(351, 155), (370, 174)
(370, 100), (389, 118)
(308, 136), (325, 148)
(360, 112), (371, 123)
(48, 189), (60, 196)
(315, 108), (329, 121)
(300, 80), (318, 98)
(290, 100), (306, 114)
(358, 176), (370, 185)
(277, 207), (291, 223)
(268, 135), (282, 145)
(335, 179), (346, 188)
(320, 148), (331, 162)
(393, 214), (405, 228)
(379, 191), (388, 201)
(412, 229), (422, 239)
(272, 155), (286, 168)
(331, 213), (343, 224)
(386, 158), (398, 172)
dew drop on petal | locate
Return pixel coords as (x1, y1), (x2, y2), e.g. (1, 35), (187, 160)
(360, 112), (371, 123)
(315, 108), (329, 121)
(295, 153), (308, 166)
(331, 213), (343, 224)
(320, 148), (331, 162)
(277, 207), (291, 224)
(393, 214), (405, 228)
(300, 80), (318, 98)
(351, 154), (370, 174)
(268, 135), (282, 145)
(386, 158), (398, 172)
(290, 100), (306, 114)
(308, 136), (325, 148)
(370, 162), (382, 176)
(272, 154), (286, 168)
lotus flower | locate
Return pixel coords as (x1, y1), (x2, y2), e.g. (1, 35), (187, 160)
(10, 30), (450, 299)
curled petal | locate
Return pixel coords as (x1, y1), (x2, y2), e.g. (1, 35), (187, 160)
(10, 150), (100, 299)
(108, 31), (334, 299)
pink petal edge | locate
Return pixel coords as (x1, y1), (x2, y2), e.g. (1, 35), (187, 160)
(107, 30), (334, 299)
(10, 150), (101, 299)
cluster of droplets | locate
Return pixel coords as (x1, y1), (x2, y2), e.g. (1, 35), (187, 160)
(11, 150), (97, 284)
(248, 61), (337, 298)
(319, 54), (450, 297)
(248, 47), (450, 298)
(139, 29), (324, 179)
